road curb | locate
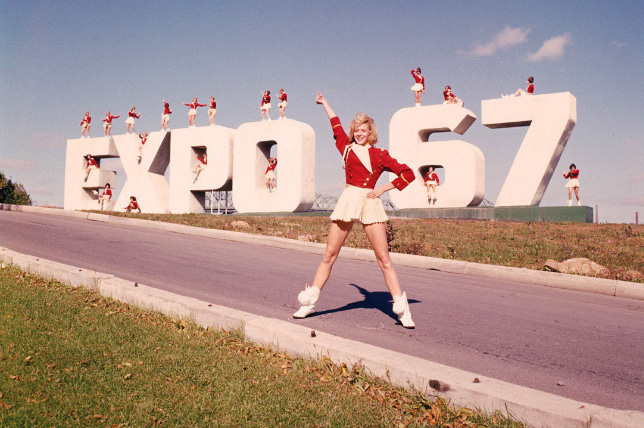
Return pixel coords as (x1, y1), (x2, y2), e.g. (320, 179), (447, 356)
(1, 204), (642, 302)
(1, 246), (642, 428)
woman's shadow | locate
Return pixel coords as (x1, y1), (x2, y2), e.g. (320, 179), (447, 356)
(308, 283), (420, 325)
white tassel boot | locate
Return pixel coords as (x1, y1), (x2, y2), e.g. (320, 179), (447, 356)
(392, 292), (415, 329)
(293, 285), (320, 319)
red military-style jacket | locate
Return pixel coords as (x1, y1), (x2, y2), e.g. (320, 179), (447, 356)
(563, 169), (579, 179)
(330, 116), (414, 190)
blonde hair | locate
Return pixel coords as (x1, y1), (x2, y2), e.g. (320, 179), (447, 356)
(349, 113), (378, 146)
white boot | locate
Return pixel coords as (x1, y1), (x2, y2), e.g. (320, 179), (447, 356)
(415, 103), (420, 107)
(577, 200), (581, 206)
(392, 292), (415, 329)
(293, 285), (320, 318)
(567, 199), (572, 207)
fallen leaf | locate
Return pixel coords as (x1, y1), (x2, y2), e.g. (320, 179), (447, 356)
(24, 356), (32, 365)
(123, 373), (132, 380)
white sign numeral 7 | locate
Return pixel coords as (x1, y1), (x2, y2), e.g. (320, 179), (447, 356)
(481, 92), (577, 206)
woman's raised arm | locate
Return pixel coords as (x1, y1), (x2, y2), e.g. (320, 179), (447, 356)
(316, 92), (337, 120)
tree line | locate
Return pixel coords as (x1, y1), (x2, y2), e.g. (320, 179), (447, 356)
(0, 171), (32, 205)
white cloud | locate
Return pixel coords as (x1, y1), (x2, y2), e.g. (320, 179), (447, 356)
(471, 27), (531, 56)
(527, 33), (572, 61)
(610, 41), (626, 48)
(0, 157), (37, 172)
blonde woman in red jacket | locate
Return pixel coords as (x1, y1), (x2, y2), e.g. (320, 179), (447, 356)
(293, 93), (416, 329)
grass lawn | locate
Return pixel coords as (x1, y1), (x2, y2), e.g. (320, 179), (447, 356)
(102, 212), (644, 283)
(0, 265), (527, 427)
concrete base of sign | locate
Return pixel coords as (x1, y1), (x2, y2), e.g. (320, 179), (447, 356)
(391, 205), (593, 223)
(232, 119), (315, 213)
(64, 136), (119, 211)
(168, 125), (235, 214)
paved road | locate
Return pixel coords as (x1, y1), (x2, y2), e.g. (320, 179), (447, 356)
(2, 210), (643, 411)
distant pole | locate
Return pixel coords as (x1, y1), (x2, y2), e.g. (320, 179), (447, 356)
(637, 211), (639, 225)
(595, 205), (598, 224)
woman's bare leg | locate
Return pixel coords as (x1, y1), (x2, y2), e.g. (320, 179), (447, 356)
(574, 187), (580, 201)
(311, 221), (353, 290)
(362, 222), (402, 297)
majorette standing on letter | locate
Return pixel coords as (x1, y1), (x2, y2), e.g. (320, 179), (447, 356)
(563, 163), (581, 206)
(277, 89), (287, 119)
(126, 107), (140, 134)
(193, 152), (207, 182)
(410, 67), (425, 107)
(424, 166), (440, 205)
(137, 132), (147, 163)
(102, 111), (120, 136)
(161, 99), (172, 131)
(184, 97), (207, 127)
(85, 154), (98, 181)
(443, 85), (463, 106)
(292, 92), (417, 329)
(261, 91), (271, 121)
(80, 111), (91, 138)
(265, 157), (277, 192)
(208, 97), (217, 125)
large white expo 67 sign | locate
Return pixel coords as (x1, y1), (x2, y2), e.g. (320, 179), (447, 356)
(64, 92), (575, 213)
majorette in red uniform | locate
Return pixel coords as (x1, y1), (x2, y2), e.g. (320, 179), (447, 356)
(193, 153), (207, 181)
(161, 100), (172, 130)
(137, 132), (148, 161)
(277, 89), (288, 119)
(80, 112), (91, 137)
(265, 158), (277, 175)
(184, 98), (207, 126)
(410, 69), (425, 91)
(80, 114), (91, 127)
(84, 155), (98, 181)
(260, 91), (272, 121)
(102, 113), (120, 126)
(125, 197), (140, 212)
(424, 168), (440, 202)
(293, 93), (416, 329)
(410, 68), (425, 106)
(126, 109), (140, 124)
(86, 157), (98, 169)
(98, 184), (112, 211)
(208, 97), (217, 125)
(563, 164), (581, 206)
(330, 115), (414, 223)
(265, 157), (277, 191)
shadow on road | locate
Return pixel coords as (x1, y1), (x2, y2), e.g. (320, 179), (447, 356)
(309, 283), (420, 325)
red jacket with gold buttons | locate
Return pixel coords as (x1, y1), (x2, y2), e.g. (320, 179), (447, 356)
(330, 116), (414, 190)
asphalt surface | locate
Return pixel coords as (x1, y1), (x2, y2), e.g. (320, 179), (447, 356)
(2, 210), (643, 411)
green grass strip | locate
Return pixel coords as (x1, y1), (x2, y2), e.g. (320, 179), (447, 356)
(0, 265), (527, 427)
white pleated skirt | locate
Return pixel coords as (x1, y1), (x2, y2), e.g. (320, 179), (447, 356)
(565, 179), (580, 188)
(410, 83), (423, 92)
(261, 103), (271, 111)
(331, 185), (388, 224)
(188, 108), (197, 116)
(265, 170), (275, 179)
(125, 117), (135, 125)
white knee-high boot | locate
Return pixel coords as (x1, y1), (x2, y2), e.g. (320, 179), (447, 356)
(392, 292), (415, 328)
(293, 285), (320, 318)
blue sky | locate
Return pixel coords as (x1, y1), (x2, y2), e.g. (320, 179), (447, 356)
(1, 0), (642, 223)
